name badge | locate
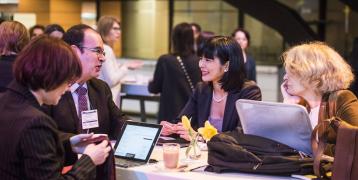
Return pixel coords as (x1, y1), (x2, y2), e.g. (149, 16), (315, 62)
(81, 109), (99, 129)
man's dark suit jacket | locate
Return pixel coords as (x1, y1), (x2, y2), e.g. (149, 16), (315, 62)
(177, 81), (262, 132)
(47, 78), (127, 140)
(0, 81), (96, 179)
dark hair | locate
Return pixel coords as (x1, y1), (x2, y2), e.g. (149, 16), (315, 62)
(172, 22), (194, 56)
(63, 24), (94, 52)
(97, 16), (120, 44)
(190, 23), (201, 32)
(199, 36), (246, 92)
(197, 31), (215, 56)
(29, 24), (45, 38)
(231, 28), (250, 46)
(14, 36), (82, 91)
(44, 24), (65, 34)
(0, 21), (29, 54)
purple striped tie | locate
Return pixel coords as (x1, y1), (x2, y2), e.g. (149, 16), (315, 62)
(76, 86), (88, 119)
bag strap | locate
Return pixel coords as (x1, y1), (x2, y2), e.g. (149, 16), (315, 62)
(311, 91), (339, 178)
(176, 56), (194, 91)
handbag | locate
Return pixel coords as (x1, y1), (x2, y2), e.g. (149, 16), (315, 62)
(176, 56), (194, 91)
(206, 130), (313, 175)
(312, 90), (358, 179)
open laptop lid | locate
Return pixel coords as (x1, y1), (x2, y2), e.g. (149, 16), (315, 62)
(114, 121), (162, 162)
(235, 99), (313, 155)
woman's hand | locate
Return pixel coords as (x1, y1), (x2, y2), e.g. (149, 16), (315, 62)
(160, 121), (175, 136)
(126, 61), (143, 70)
(281, 76), (301, 104)
(83, 140), (111, 165)
(70, 134), (108, 154)
(174, 123), (191, 141)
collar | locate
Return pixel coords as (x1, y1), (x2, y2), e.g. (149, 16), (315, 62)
(70, 82), (88, 93)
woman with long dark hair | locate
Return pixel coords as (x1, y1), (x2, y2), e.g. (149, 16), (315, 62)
(149, 22), (201, 123)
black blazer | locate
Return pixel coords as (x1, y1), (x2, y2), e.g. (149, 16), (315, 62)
(0, 55), (17, 92)
(245, 55), (256, 82)
(148, 54), (201, 123)
(0, 81), (96, 179)
(177, 81), (262, 132)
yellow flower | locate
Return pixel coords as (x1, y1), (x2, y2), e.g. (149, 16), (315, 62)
(181, 115), (196, 138)
(198, 121), (218, 141)
(181, 115), (192, 130)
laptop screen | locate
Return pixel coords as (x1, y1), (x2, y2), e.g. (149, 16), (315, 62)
(114, 121), (162, 161)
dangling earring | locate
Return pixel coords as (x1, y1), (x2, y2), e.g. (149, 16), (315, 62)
(224, 61), (229, 72)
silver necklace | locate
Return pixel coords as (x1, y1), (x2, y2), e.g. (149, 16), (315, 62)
(212, 91), (227, 103)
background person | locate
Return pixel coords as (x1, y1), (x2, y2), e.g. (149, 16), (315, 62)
(45, 23), (65, 39)
(232, 28), (257, 82)
(29, 24), (45, 39)
(0, 36), (110, 179)
(161, 36), (262, 140)
(148, 22), (201, 124)
(191, 22), (202, 53)
(281, 41), (358, 155)
(97, 16), (143, 107)
(0, 21), (29, 92)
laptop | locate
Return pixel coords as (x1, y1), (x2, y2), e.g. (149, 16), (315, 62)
(113, 121), (162, 168)
(235, 99), (313, 155)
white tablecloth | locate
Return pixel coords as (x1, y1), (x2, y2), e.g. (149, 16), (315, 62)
(115, 146), (302, 180)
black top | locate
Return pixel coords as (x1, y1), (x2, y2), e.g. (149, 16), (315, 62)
(245, 55), (256, 82)
(0, 81), (96, 179)
(0, 55), (17, 92)
(148, 54), (201, 123)
(177, 81), (262, 132)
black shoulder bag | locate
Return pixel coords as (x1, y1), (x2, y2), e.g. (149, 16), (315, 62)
(176, 56), (194, 91)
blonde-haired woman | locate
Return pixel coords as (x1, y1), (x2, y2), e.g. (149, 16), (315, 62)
(97, 16), (142, 106)
(281, 41), (358, 155)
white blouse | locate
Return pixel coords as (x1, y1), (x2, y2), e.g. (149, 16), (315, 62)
(309, 106), (320, 129)
(98, 44), (128, 106)
(98, 44), (128, 88)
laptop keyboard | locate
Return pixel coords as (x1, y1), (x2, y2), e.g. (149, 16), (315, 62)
(115, 158), (146, 168)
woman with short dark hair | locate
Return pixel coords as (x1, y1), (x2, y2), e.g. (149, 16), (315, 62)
(0, 21), (29, 92)
(44, 24), (65, 39)
(149, 22), (201, 123)
(0, 36), (111, 179)
(161, 36), (262, 140)
(29, 24), (45, 39)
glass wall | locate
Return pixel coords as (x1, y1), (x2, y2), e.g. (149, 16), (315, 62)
(174, 0), (284, 65)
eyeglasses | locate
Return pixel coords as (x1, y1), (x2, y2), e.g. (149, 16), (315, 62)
(112, 27), (121, 31)
(80, 46), (106, 57)
(199, 57), (215, 63)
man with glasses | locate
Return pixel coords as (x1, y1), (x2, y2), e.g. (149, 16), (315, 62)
(45, 24), (128, 180)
